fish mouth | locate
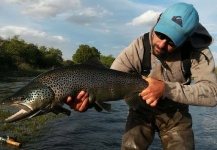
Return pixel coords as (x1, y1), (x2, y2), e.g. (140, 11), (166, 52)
(4, 104), (41, 123)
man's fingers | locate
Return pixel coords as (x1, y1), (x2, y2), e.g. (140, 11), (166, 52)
(74, 92), (89, 112)
(66, 96), (72, 103)
(71, 99), (80, 110)
(78, 98), (89, 112)
(149, 100), (157, 107)
(145, 97), (154, 105)
(65, 91), (89, 112)
(76, 91), (86, 99)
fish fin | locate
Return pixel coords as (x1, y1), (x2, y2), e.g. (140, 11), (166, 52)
(87, 90), (103, 112)
(88, 90), (112, 112)
(93, 104), (103, 112)
(84, 57), (108, 69)
(124, 94), (142, 110)
(52, 105), (71, 116)
(95, 101), (111, 112)
(26, 109), (44, 118)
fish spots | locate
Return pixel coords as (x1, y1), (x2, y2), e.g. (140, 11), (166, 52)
(23, 87), (54, 109)
(2, 60), (151, 122)
(109, 87), (115, 99)
(18, 64), (146, 112)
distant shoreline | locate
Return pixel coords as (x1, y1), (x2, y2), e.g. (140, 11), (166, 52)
(0, 69), (44, 78)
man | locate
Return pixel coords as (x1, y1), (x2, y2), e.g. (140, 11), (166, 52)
(66, 2), (217, 150)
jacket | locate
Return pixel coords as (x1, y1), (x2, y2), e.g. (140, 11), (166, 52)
(111, 23), (217, 109)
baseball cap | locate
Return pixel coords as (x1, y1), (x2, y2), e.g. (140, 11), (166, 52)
(154, 2), (199, 47)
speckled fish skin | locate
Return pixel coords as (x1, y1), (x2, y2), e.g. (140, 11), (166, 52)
(0, 59), (148, 123)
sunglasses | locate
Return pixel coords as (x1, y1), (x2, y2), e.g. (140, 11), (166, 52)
(155, 32), (176, 47)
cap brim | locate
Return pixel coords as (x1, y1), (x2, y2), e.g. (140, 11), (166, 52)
(154, 20), (187, 47)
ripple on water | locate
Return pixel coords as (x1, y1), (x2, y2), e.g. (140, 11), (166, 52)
(0, 79), (217, 150)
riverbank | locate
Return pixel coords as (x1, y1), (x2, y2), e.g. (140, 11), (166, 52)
(0, 70), (45, 82)
(0, 77), (64, 146)
(0, 69), (44, 77)
(0, 109), (63, 143)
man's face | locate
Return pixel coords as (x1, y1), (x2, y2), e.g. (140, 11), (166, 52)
(152, 31), (177, 58)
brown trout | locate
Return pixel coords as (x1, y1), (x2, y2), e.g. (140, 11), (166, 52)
(0, 58), (148, 123)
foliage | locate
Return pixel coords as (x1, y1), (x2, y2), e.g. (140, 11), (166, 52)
(72, 44), (115, 67)
(42, 47), (63, 68)
(0, 35), (116, 76)
(0, 35), (63, 72)
(62, 60), (75, 66)
(72, 44), (101, 64)
(100, 55), (115, 68)
(18, 62), (31, 70)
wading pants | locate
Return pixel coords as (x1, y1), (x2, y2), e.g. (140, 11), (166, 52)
(121, 108), (194, 150)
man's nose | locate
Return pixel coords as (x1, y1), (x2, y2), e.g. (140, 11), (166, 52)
(158, 39), (167, 49)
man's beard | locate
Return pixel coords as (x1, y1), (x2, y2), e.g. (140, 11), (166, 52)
(152, 44), (168, 59)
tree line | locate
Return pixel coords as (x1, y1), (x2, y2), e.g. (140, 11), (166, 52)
(1, 35), (216, 75)
(0, 35), (115, 74)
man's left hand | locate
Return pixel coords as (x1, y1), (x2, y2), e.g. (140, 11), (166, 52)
(140, 77), (165, 107)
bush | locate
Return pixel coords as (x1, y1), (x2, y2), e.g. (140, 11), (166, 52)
(18, 63), (32, 71)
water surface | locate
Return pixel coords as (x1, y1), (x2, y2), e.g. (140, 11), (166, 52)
(0, 78), (216, 150)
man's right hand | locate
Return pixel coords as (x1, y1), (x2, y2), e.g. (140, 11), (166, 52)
(65, 91), (89, 112)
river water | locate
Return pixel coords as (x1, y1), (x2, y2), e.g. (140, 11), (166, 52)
(0, 77), (217, 150)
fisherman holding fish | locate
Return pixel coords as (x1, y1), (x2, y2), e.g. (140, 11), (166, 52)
(66, 2), (217, 150)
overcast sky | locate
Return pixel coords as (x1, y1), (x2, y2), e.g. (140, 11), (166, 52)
(0, 0), (217, 65)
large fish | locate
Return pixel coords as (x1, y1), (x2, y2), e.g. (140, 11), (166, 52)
(0, 58), (148, 123)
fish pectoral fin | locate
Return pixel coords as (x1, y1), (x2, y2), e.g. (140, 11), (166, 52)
(93, 104), (103, 112)
(52, 105), (71, 116)
(87, 90), (111, 112)
(95, 101), (111, 112)
(124, 94), (142, 110)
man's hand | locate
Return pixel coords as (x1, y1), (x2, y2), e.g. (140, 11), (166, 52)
(65, 91), (89, 112)
(140, 77), (165, 107)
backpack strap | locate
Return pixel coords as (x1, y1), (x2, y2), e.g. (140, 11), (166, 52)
(181, 41), (210, 80)
(141, 32), (192, 80)
(141, 33), (151, 75)
(180, 41), (192, 79)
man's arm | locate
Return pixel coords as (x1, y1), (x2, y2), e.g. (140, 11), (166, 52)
(164, 48), (217, 106)
(110, 36), (144, 73)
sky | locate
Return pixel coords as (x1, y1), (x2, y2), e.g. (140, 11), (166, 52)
(0, 0), (217, 65)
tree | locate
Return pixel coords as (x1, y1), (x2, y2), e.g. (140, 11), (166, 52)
(43, 48), (63, 68)
(38, 46), (63, 69)
(0, 37), (13, 69)
(62, 60), (75, 66)
(72, 44), (101, 64)
(100, 55), (115, 68)
(3, 35), (27, 69)
(22, 43), (42, 66)
(0, 35), (117, 75)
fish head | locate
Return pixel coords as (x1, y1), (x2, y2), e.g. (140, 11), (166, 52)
(0, 82), (55, 123)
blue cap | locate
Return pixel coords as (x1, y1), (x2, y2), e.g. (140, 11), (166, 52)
(154, 2), (199, 47)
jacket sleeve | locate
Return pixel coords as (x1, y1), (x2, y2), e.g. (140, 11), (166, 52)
(110, 36), (144, 74)
(163, 48), (217, 106)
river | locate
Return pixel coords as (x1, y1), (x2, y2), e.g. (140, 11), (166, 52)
(0, 77), (217, 150)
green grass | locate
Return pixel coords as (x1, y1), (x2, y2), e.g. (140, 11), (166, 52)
(0, 109), (63, 143)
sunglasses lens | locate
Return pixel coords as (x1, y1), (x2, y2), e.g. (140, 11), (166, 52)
(155, 32), (166, 40)
(155, 32), (175, 47)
